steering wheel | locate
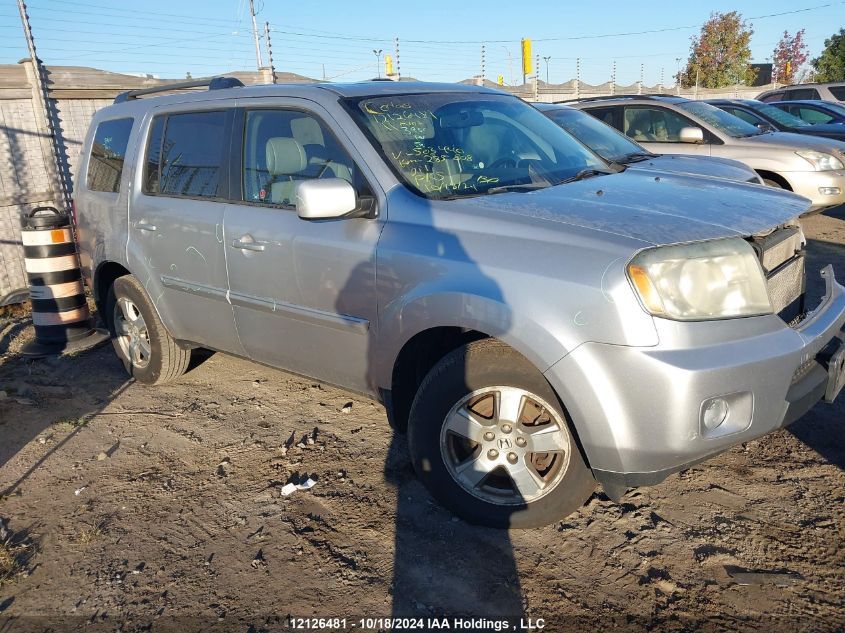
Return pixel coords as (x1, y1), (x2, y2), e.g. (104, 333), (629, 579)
(487, 157), (517, 169)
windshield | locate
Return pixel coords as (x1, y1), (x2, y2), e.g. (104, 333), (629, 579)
(543, 107), (648, 162)
(750, 102), (810, 127)
(679, 101), (762, 137)
(346, 93), (606, 199)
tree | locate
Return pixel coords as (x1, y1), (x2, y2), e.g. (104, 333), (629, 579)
(773, 29), (808, 84)
(679, 12), (755, 89)
(812, 28), (845, 82)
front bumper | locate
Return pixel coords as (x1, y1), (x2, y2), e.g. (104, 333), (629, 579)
(784, 169), (845, 210)
(544, 266), (845, 488)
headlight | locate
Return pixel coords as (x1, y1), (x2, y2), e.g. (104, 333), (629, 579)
(627, 238), (773, 321)
(795, 150), (844, 171)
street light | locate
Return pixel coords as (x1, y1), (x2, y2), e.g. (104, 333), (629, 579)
(675, 57), (682, 95)
(543, 56), (551, 84)
(373, 48), (383, 78)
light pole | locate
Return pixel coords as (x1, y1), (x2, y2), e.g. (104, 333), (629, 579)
(675, 57), (682, 95)
(373, 49), (383, 78)
(543, 56), (551, 84)
(500, 45), (514, 86)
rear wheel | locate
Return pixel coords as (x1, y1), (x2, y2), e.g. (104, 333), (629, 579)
(407, 339), (595, 528)
(106, 275), (190, 384)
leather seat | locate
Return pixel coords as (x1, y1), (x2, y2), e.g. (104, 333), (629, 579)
(265, 137), (307, 204)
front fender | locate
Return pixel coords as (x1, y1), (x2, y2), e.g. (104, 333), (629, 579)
(375, 291), (572, 390)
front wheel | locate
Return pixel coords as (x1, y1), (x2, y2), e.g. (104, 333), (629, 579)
(106, 275), (191, 384)
(407, 340), (595, 528)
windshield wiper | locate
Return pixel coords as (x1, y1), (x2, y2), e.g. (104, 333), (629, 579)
(484, 182), (552, 195)
(619, 151), (655, 163)
(560, 167), (620, 183)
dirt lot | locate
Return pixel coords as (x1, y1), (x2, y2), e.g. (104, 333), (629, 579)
(0, 208), (844, 632)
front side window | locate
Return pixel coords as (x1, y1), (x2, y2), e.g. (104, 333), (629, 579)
(242, 110), (357, 206)
(87, 118), (133, 193)
(678, 101), (760, 138)
(829, 86), (845, 100)
(144, 111), (227, 198)
(796, 107), (834, 124)
(759, 92), (784, 103)
(622, 106), (695, 142)
(346, 93), (605, 199)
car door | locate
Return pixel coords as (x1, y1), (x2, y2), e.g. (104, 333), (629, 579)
(224, 100), (383, 394)
(128, 103), (243, 354)
(621, 105), (712, 156)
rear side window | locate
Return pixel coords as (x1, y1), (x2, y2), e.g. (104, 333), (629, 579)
(787, 88), (820, 100)
(828, 86), (845, 100)
(86, 118), (133, 193)
(759, 92), (784, 103)
(143, 111), (227, 198)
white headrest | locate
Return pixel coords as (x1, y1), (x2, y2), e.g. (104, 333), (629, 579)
(266, 137), (306, 175)
(291, 117), (325, 147)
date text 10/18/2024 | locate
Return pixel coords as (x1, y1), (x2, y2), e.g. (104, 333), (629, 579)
(289, 617), (547, 631)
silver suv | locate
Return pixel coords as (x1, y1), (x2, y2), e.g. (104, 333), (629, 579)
(571, 95), (845, 212)
(75, 79), (845, 528)
(757, 82), (845, 103)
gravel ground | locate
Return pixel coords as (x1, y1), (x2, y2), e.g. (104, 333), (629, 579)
(0, 207), (843, 633)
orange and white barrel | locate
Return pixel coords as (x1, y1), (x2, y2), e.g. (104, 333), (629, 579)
(20, 206), (106, 356)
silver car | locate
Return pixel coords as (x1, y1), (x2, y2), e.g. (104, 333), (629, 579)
(75, 80), (845, 528)
(571, 95), (845, 212)
(536, 102), (763, 184)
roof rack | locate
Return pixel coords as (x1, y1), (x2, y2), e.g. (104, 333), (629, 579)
(113, 76), (245, 104)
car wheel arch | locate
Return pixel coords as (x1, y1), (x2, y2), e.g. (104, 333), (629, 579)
(383, 305), (571, 432)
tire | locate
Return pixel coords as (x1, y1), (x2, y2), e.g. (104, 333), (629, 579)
(105, 275), (190, 385)
(762, 178), (783, 188)
(407, 339), (595, 528)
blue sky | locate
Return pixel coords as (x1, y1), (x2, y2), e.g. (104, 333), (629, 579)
(1, 0), (843, 85)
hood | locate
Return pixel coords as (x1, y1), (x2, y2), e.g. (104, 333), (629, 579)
(459, 169), (810, 246)
(744, 130), (845, 154)
(629, 154), (757, 183)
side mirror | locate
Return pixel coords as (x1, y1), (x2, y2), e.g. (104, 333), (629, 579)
(756, 122), (775, 132)
(295, 178), (359, 220)
(679, 126), (705, 143)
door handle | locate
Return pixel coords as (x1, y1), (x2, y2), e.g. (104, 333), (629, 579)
(232, 238), (265, 252)
(135, 222), (157, 232)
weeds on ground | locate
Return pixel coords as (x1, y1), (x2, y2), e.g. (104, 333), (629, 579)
(75, 516), (111, 544)
(53, 416), (90, 431)
(0, 541), (20, 583)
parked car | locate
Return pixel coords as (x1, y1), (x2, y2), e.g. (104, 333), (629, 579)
(536, 102), (763, 183)
(75, 79), (845, 528)
(770, 100), (845, 126)
(706, 98), (845, 143)
(757, 82), (845, 103)
(571, 95), (845, 212)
